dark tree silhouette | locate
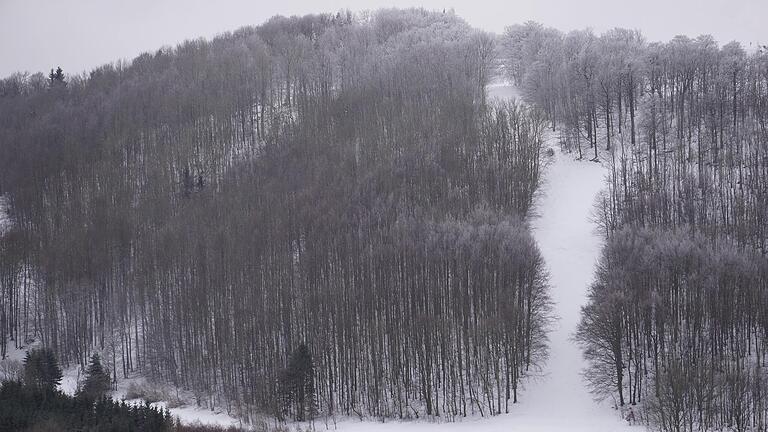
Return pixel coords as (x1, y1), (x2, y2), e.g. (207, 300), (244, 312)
(22, 348), (62, 391)
(279, 344), (316, 421)
(48, 66), (65, 87)
(77, 353), (111, 401)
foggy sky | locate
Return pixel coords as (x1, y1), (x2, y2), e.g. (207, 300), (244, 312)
(1, 0), (765, 78)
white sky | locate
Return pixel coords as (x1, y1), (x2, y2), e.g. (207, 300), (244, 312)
(1, 0), (765, 78)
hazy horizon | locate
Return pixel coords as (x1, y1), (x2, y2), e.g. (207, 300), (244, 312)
(1, 0), (766, 78)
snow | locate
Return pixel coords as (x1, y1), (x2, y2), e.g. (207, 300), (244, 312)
(1, 338), (31, 364)
(132, 399), (250, 429)
(511, 131), (631, 431)
(486, 76), (521, 101)
(59, 365), (81, 395)
(111, 377), (251, 429)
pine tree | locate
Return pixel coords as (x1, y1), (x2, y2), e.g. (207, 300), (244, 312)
(77, 353), (111, 401)
(48, 66), (66, 87)
(22, 348), (62, 391)
(280, 344), (316, 421)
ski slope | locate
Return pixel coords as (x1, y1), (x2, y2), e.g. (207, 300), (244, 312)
(509, 129), (632, 431)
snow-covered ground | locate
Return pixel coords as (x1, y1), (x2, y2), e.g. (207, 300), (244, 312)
(94, 371), (249, 428)
(0, 338), (32, 364)
(112, 378), (252, 429)
(508, 131), (631, 431)
(133, 399), (250, 429)
(486, 76), (521, 101)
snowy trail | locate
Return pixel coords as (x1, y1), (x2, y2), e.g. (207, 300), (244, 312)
(507, 126), (632, 432)
(489, 78), (632, 431)
(327, 81), (633, 432)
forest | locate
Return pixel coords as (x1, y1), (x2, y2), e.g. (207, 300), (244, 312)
(502, 22), (768, 432)
(0, 9), (552, 423)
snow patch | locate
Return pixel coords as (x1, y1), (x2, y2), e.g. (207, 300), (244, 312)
(486, 76), (521, 101)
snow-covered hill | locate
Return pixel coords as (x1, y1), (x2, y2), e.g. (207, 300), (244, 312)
(321, 81), (635, 432)
(0, 81), (638, 432)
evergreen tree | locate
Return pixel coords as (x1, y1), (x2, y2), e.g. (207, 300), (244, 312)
(0, 379), (176, 431)
(77, 353), (111, 401)
(48, 66), (66, 87)
(280, 344), (316, 421)
(22, 348), (62, 391)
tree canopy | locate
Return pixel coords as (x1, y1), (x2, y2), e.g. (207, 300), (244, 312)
(0, 9), (550, 422)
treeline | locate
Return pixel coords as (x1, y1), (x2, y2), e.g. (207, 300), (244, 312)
(2, 347), (174, 431)
(0, 381), (173, 432)
(501, 23), (768, 251)
(0, 9), (550, 422)
(0, 381), (251, 432)
(502, 21), (768, 432)
(576, 228), (768, 431)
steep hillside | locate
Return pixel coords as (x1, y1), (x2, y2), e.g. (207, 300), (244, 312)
(0, 9), (550, 423)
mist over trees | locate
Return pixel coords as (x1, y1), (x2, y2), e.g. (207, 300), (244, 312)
(503, 21), (768, 432)
(0, 9), (551, 422)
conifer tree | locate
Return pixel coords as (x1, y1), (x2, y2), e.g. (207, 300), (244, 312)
(280, 344), (315, 421)
(22, 348), (62, 391)
(78, 353), (111, 401)
(48, 66), (66, 87)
